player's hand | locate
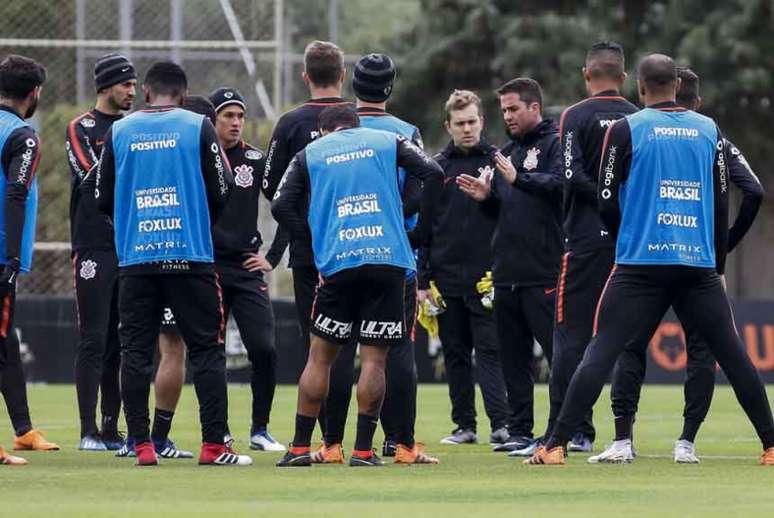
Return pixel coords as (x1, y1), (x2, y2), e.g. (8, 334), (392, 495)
(417, 289), (435, 305)
(243, 253), (273, 272)
(494, 151), (517, 184)
(0, 258), (19, 299)
(456, 172), (492, 201)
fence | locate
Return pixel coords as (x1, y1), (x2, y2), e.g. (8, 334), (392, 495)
(1, 0), (296, 296)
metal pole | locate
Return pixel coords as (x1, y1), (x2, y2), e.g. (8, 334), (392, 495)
(274, 0), (284, 114)
(328, 0), (338, 42)
(170, 0), (183, 64)
(75, 0), (86, 105)
(119, 0), (133, 58)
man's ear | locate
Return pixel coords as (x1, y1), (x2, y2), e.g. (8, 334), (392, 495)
(582, 66), (591, 82)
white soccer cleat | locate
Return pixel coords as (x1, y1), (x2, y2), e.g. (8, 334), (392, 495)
(587, 439), (634, 464)
(249, 430), (287, 452)
(673, 439), (700, 464)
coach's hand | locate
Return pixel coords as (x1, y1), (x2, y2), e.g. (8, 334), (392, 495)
(494, 151), (517, 184)
(456, 171), (492, 201)
(243, 253), (273, 273)
(0, 258), (20, 299)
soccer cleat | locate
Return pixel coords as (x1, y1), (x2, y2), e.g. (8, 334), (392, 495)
(115, 437), (136, 458)
(153, 438), (194, 459)
(440, 428), (478, 445)
(759, 447), (774, 465)
(382, 439), (397, 457)
(311, 442), (345, 464)
(523, 445), (565, 465)
(199, 442), (252, 466)
(134, 442), (159, 466)
(508, 437), (543, 457)
(489, 427), (510, 446)
(673, 440), (699, 464)
(394, 443), (439, 465)
(0, 446), (27, 465)
(13, 429), (60, 451)
(349, 450), (384, 467)
(588, 439), (634, 464)
(276, 446), (312, 467)
(249, 429), (286, 452)
(79, 434), (107, 451)
(493, 434), (534, 453)
(568, 433), (594, 453)
(101, 431), (126, 451)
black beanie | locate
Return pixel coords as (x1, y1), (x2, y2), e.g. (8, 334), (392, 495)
(352, 53), (396, 103)
(209, 87), (246, 113)
(94, 53), (136, 92)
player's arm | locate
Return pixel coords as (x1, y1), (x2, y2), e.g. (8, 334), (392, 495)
(264, 225), (290, 268)
(559, 106), (597, 202)
(270, 151), (312, 243)
(395, 134), (444, 248)
(199, 119), (234, 223)
(712, 130), (730, 275)
(725, 139), (764, 252)
(95, 129), (116, 217)
(3, 127), (40, 268)
(65, 116), (98, 185)
(400, 128), (428, 218)
(597, 119), (632, 240)
(511, 135), (563, 198)
(261, 116), (292, 200)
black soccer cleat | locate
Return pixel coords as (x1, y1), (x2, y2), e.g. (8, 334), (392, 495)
(382, 440), (397, 457)
(276, 448), (312, 467)
(349, 451), (385, 467)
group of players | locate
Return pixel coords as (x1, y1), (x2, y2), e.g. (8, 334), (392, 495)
(0, 37), (772, 468)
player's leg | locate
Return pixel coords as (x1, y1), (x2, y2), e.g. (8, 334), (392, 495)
(437, 296), (478, 444)
(0, 354), (25, 465)
(224, 269), (283, 451)
(99, 261), (122, 450)
(493, 286), (536, 452)
(673, 327), (716, 463)
(531, 266), (671, 465)
(673, 271), (774, 463)
(468, 294), (509, 445)
(166, 273), (250, 466)
(149, 330), (189, 458)
(322, 344), (355, 448)
(118, 275), (164, 466)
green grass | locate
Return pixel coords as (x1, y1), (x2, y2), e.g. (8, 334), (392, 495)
(4, 384), (774, 516)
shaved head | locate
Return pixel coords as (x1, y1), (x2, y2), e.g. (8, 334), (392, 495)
(638, 54), (677, 94)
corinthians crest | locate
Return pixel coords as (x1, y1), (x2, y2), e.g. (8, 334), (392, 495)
(477, 165), (495, 179)
(523, 147), (540, 171)
(80, 259), (97, 280)
(233, 164), (254, 188)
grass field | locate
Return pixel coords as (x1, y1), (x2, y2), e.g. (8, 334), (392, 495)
(3, 384), (774, 517)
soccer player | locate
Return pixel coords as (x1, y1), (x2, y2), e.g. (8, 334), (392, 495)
(316, 53), (438, 464)
(456, 79), (563, 455)
(260, 40), (350, 440)
(591, 66), (765, 464)
(273, 105), (443, 467)
(527, 54), (774, 466)
(543, 41), (638, 453)
(207, 86), (283, 451)
(67, 53), (136, 451)
(0, 55), (53, 465)
(95, 61), (251, 466)
(421, 89), (509, 448)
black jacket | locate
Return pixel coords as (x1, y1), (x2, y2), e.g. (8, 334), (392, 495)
(417, 140), (498, 296)
(493, 118), (563, 287)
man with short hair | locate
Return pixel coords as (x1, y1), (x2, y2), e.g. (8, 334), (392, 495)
(456, 79), (562, 454)
(273, 105), (443, 467)
(592, 66), (765, 464)
(207, 86), (283, 452)
(527, 54), (774, 466)
(96, 61), (251, 467)
(422, 89), (509, 448)
(0, 54), (51, 465)
(261, 40), (350, 440)
(543, 41), (639, 453)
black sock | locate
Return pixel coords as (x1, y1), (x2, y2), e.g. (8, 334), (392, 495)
(251, 423), (266, 436)
(614, 414), (634, 441)
(293, 414), (317, 448)
(354, 413), (378, 453)
(761, 430), (774, 451)
(680, 418), (702, 443)
(545, 436), (566, 451)
(151, 408), (174, 443)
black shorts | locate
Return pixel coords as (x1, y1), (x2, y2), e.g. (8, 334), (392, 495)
(311, 265), (406, 347)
